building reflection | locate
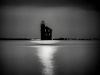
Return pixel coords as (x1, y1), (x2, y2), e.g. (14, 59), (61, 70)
(37, 46), (58, 75)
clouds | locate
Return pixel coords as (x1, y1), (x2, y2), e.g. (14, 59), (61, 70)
(0, 0), (99, 38)
(1, 0), (98, 6)
(0, 6), (99, 38)
(1, 0), (99, 13)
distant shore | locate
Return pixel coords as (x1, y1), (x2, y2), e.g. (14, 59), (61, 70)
(0, 38), (32, 40)
(53, 38), (100, 40)
(0, 38), (100, 40)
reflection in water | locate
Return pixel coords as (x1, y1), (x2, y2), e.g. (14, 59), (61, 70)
(37, 46), (58, 75)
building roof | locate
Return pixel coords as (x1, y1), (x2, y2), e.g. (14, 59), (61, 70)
(45, 26), (52, 31)
(41, 21), (52, 31)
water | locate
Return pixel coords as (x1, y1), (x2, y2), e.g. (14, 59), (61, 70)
(0, 40), (100, 75)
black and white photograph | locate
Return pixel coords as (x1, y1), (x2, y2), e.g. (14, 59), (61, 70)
(0, 0), (100, 75)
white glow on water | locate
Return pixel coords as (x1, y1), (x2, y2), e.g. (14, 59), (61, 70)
(37, 46), (58, 75)
(32, 40), (59, 44)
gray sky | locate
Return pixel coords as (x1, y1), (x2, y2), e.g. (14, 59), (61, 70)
(0, 0), (100, 38)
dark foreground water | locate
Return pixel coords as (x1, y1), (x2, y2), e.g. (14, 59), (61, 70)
(0, 40), (100, 75)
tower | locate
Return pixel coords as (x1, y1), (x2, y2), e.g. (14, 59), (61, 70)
(41, 21), (45, 40)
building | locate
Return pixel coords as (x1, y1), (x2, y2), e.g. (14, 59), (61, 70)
(41, 21), (52, 40)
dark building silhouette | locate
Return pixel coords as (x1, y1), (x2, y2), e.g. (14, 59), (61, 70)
(41, 21), (52, 40)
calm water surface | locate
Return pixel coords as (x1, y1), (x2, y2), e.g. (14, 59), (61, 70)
(0, 40), (100, 75)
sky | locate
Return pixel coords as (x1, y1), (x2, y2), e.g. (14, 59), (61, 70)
(0, 0), (100, 38)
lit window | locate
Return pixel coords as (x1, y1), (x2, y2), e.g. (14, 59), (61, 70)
(45, 29), (46, 32)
